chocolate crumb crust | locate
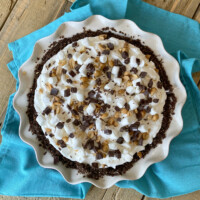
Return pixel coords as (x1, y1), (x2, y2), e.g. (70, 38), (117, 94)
(27, 28), (177, 179)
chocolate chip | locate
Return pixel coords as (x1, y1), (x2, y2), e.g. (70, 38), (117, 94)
(144, 90), (149, 96)
(71, 109), (78, 116)
(73, 119), (80, 126)
(136, 112), (143, 121)
(96, 152), (103, 160)
(57, 140), (66, 148)
(103, 66), (109, 73)
(49, 133), (54, 137)
(54, 156), (59, 164)
(66, 119), (71, 123)
(124, 103), (130, 111)
(121, 51), (129, 59)
(96, 78), (101, 86)
(64, 89), (70, 97)
(68, 54), (72, 59)
(106, 71), (111, 79)
(140, 71), (147, 78)
(153, 99), (159, 103)
(83, 139), (94, 150)
(50, 88), (59, 96)
(102, 49), (110, 55)
(108, 150), (115, 157)
(136, 58), (140, 65)
(69, 70), (76, 77)
(114, 150), (121, 159)
(124, 57), (130, 64)
(69, 133), (74, 138)
(78, 105), (83, 113)
(92, 162), (99, 168)
(110, 90), (115, 95)
(42, 106), (51, 115)
(100, 104), (107, 113)
(88, 90), (95, 98)
(75, 64), (81, 73)
(120, 125), (129, 132)
(148, 79), (153, 88)
(138, 138), (143, 146)
(157, 81), (163, 89)
(86, 63), (95, 77)
(114, 59), (122, 66)
(130, 67), (138, 74)
(71, 87), (77, 93)
(129, 122), (140, 131)
(146, 106), (151, 113)
(130, 131), (140, 142)
(115, 106), (120, 111)
(107, 43), (114, 50)
(104, 129), (112, 135)
(72, 42), (78, 47)
(62, 68), (67, 74)
(118, 65), (126, 78)
(116, 137), (124, 144)
(56, 122), (64, 129)
(66, 79), (73, 84)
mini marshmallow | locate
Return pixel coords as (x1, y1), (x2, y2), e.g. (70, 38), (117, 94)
(79, 64), (87, 76)
(96, 118), (103, 130)
(42, 95), (51, 105)
(138, 125), (147, 133)
(131, 47), (139, 55)
(104, 82), (115, 90)
(100, 55), (107, 63)
(76, 92), (84, 102)
(72, 52), (81, 61)
(86, 103), (96, 115)
(150, 108), (157, 115)
(114, 78), (122, 86)
(134, 93), (146, 103)
(48, 77), (57, 84)
(84, 58), (94, 65)
(121, 117), (131, 126)
(117, 97), (126, 108)
(77, 53), (88, 65)
(109, 142), (117, 150)
(112, 66), (119, 76)
(130, 56), (137, 68)
(49, 116), (59, 126)
(36, 116), (45, 126)
(126, 86), (135, 94)
(132, 78), (141, 87)
(123, 132), (130, 143)
(128, 99), (138, 110)
(139, 60), (145, 67)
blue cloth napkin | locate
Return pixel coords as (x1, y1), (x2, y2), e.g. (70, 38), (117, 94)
(1, 0), (200, 198)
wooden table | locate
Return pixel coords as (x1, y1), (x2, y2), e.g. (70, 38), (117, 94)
(0, 0), (200, 199)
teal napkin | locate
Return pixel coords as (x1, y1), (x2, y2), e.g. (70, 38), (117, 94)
(1, 0), (200, 198)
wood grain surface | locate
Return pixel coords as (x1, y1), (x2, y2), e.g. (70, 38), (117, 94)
(0, 0), (199, 200)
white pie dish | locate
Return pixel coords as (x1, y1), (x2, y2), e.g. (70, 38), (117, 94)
(13, 15), (187, 189)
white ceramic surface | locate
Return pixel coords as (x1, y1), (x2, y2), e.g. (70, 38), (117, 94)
(13, 15), (187, 189)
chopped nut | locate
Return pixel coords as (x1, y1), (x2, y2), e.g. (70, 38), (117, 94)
(39, 88), (43, 94)
(152, 114), (159, 121)
(126, 80), (133, 86)
(45, 128), (52, 132)
(68, 58), (75, 69)
(118, 89), (125, 95)
(108, 117), (115, 125)
(100, 63), (106, 70)
(80, 46), (86, 53)
(118, 48), (122, 53)
(134, 109), (138, 114)
(145, 54), (151, 59)
(88, 131), (95, 138)
(114, 112), (120, 118)
(108, 59), (114, 67)
(96, 135), (101, 142)
(155, 68), (159, 73)
(95, 57), (99, 62)
(150, 87), (157, 95)
(141, 110), (146, 118)
(114, 121), (119, 127)
(127, 111), (132, 117)
(123, 75), (130, 81)
(101, 113), (108, 119)
(124, 71), (129, 76)
(89, 124), (94, 129)
(59, 60), (67, 66)
(98, 43), (106, 51)
(80, 77), (88, 82)
(53, 102), (61, 106)
(137, 152), (143, 158)
(80, 82), (89, 89)
(62, 136), (69, 142)
(121, 108), (128, 114)
(102, 143), (109, 152)
(142, 132), (149, 140)
(99, 34), (107, 40)
(94, 70), (101, 77)
(131, 74), (138, 80)
(46, 83), (53, 91)
(56, 106), (60, 114)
